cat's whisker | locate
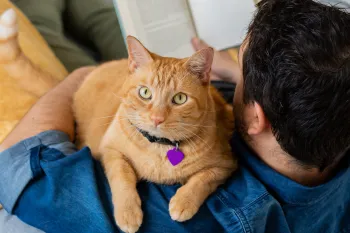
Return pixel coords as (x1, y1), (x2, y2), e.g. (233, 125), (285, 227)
(179, 128), (202, 153)
(89, 121), (114, 128)
(86, 115), (139, 130)
(173, 129), (196, 153)
(184, 126), (216, 154)
(167, 128), (178, 138)
(183, 135), (197, 154)
(121, 113), (144, 121)
(111, 91), (126, 100)
(168, 122), (218, 128)
(122, 123), (139, 130)
(110, 91), (135, 105)
(178, 125), (208, 146)
(118, 116), (140, 122)
(127, 117), (144, 122)
(168, 129), (188, 149)
(176, 125), (216, 129)
(181, 122), (217, 127)
(118, 115), (147, 124)
(120, 117), (144, 133)
(132, 120), (154, 129)
(187, 135), (201, 154)
(179, 125), (218, 129)
(129, 127), (141, 142)
(161, 126), (179, 130)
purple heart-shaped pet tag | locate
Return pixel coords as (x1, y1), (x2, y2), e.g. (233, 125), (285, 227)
(167, 148), (184, 166)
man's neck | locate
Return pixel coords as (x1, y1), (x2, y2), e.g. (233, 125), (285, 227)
(247, 135), (336, 187)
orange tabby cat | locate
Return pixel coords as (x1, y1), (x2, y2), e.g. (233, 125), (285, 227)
(0, 9), (237, 233)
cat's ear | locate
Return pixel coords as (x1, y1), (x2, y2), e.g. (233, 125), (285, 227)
(185, 47), (214, 84)
(126, 36), (153, 72)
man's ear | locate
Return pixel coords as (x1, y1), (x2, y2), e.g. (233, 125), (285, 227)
(247, 102), (270, 135)
(126, 36), (153, 73)
(185, 47), (214, 84)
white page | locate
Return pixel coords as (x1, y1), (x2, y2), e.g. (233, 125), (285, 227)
(319, 0), (350, 10)
(188, 0), (256, 50)
(115, 0), (196, 58)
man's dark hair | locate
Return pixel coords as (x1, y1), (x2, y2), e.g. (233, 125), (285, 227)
(243, 0), (350, 169)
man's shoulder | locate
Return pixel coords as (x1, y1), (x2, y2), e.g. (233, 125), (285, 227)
(209, 134), (350, 233)
(204, 163), (291, 233)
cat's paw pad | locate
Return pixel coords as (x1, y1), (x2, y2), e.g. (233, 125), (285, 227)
(115, 195), (143, 233)
(0, 9), (18, 40)
(169, 193), (200, 222)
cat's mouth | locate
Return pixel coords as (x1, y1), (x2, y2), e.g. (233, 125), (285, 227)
(129, 121), (180, 147)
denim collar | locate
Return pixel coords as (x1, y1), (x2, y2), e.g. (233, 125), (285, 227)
(231, 133), (350, 205)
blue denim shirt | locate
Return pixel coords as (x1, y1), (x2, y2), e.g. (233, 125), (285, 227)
(0, 130), (349, 233)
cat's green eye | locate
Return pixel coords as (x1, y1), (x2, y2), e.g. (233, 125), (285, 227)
(139, 86), (152, 100)
(173, 93), (188, 105)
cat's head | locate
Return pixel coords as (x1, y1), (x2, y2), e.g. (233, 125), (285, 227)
(122, 36), (214, 142)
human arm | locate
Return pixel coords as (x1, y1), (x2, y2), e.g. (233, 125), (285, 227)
(0, 67), (118, 233)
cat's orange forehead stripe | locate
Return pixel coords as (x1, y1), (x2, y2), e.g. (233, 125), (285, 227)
(150, 59), (182, 89)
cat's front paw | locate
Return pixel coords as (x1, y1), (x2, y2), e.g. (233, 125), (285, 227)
(169, 189), (200, 222)
(114, 192), (143, 233)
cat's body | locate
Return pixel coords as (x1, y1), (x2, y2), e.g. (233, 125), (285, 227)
(75, 59), (234, 184)
(0, 9), (237, 233)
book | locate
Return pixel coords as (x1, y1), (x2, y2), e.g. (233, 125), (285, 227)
(114, 0), (256, 58)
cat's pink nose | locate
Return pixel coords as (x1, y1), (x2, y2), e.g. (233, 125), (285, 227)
(150, 115), (164, 126)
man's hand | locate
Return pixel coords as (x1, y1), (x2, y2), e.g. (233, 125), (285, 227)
(0, 67), (94, 151)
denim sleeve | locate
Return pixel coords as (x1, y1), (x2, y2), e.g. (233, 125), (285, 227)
(0, 130), (243, 233)
(0, 130), (76, 213)
(0, 209), (44, 233)
(0, 130), (118, 233)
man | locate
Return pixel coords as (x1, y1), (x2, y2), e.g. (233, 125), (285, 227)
(1, 0), (350, 232)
